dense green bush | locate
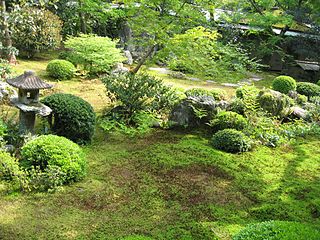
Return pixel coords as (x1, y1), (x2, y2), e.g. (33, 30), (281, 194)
(229, 98), (246, 115)
(296, 94), (308, 105)
(21, 135), (87, 183)
(42, 93), (96, 144)
(209, 111), (248, 131)
(272, 75), (297, 94)
(0, 151), (19, 181)
(64, 34), (125, 76)
(258, 90), (292, 117)
(46, 59), (76, 80)
(185, 88), (227, 101)
(211, 129), (251, 153)
(8, 7), (62, 58)
(296, 82), (320, 99)
(103, 73), (178, 116)
(233, 221), (320, 240)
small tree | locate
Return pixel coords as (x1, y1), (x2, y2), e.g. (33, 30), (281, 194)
(64, 34), (126, 76)
(8, 7), (62, 58)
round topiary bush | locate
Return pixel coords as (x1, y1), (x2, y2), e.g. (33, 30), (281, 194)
(42, 93), (96, 144)
(272, 75), (297, 94)
(21, 135), (87, 183)
(296, 82), (320, 99)
(0, 151), (20, 181)
(185, 88), (227, 101)
(232, 221), (320, 240)
(211, 129), (251, 153)
(46, 59), (76, 80)
(209, 111), (248, 131)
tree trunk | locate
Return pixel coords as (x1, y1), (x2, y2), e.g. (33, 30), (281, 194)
(130, 45), (156, 74)
(0, 0), (16, 64)
(78, 0), (87, 34)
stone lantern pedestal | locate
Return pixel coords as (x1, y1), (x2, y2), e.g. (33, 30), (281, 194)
(6, 70), (53, 134)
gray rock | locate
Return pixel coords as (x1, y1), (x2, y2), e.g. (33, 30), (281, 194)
(123, 50), (133, 65)
(169, 96), (230, 127)
(290, 106), (309, 120)
(111, 63), (129, 75)
(169, 71), (186, 79)
(0, 81), (18, 103)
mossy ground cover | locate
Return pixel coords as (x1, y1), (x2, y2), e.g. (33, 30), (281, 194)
(1, 55), (319, 239)
(0, 129), (319, 239)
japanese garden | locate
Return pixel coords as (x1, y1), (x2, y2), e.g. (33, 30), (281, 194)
(0, 0), (319, 239)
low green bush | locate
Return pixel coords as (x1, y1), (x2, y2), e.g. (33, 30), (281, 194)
(0, 151), (20, 181)
(296, 94), (308, 105)
(229, 98), (246, 115)
(209, 111), (247, 131)
(21, 135), (87, 183)
(185, 88), (227, 100)
(296, 82), (320, 99)
(46, 59), (76, 80)
(211, 129), (251, 153)
(42, 93), (96, 144)
(272, 75), (297, 94)
(258, 90), (292, 117)
(232, 221), (320, 240)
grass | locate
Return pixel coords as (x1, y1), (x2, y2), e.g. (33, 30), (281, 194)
(1, 54), (319, 239)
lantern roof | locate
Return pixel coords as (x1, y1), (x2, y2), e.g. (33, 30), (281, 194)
(7, 70), (53, 90)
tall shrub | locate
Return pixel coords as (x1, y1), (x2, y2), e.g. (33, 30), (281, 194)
(64, 34), (125, 76)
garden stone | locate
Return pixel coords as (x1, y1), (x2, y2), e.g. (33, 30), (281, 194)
(258, 89), (292, 117)
(3, 145), (15, 154)
(124, 50), (133, 65)
(0, 81), (18, 103)
(169, 71), (187, 79)
(289, 106), (309, 120)
(169, 96), (230, 127)
(111, 63), (129, 75)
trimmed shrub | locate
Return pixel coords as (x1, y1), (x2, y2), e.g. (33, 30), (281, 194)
(258, 90), (292, 117)
(297, 82), (320, 99)
(21, 135), (87, 183)
(272, 75), (297, 94)
(211, 129), (251, 153)
(233, 221), (320, 240)
(46, 59), (76, 80)
(0, 151), (20, 181)
(229, 98), (246, 115)
(42, 93), (96, 144)
(209, 111), (248, 131)
(236, 85), (259, 99)
(185, 88), (227, 101)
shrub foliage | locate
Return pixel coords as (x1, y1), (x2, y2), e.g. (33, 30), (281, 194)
(211, 129), (251, 153)
(272, 75), (297, 94)
(185, 88), (227, 101)
(46, 59), (76, 80)
(42, 93), (96, 144)
(64, 34), (125, 75)
(21, 135), (87, 183)
(0, 151), (19, 181)
(296, 82), (320, 99)
(209, 111), (248, 131)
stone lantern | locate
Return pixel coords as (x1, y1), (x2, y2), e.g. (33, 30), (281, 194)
(7, 70), (53, 133)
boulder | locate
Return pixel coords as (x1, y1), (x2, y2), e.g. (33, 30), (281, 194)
(0, 81), (17, 104)
(111, 63), (129, 75)
(289, 106), (309, 120)
(123, 50), (133, 65)
(169, 96), (230, 127)
(169, 71), (187, 79)
(258, 89), (292, 117)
